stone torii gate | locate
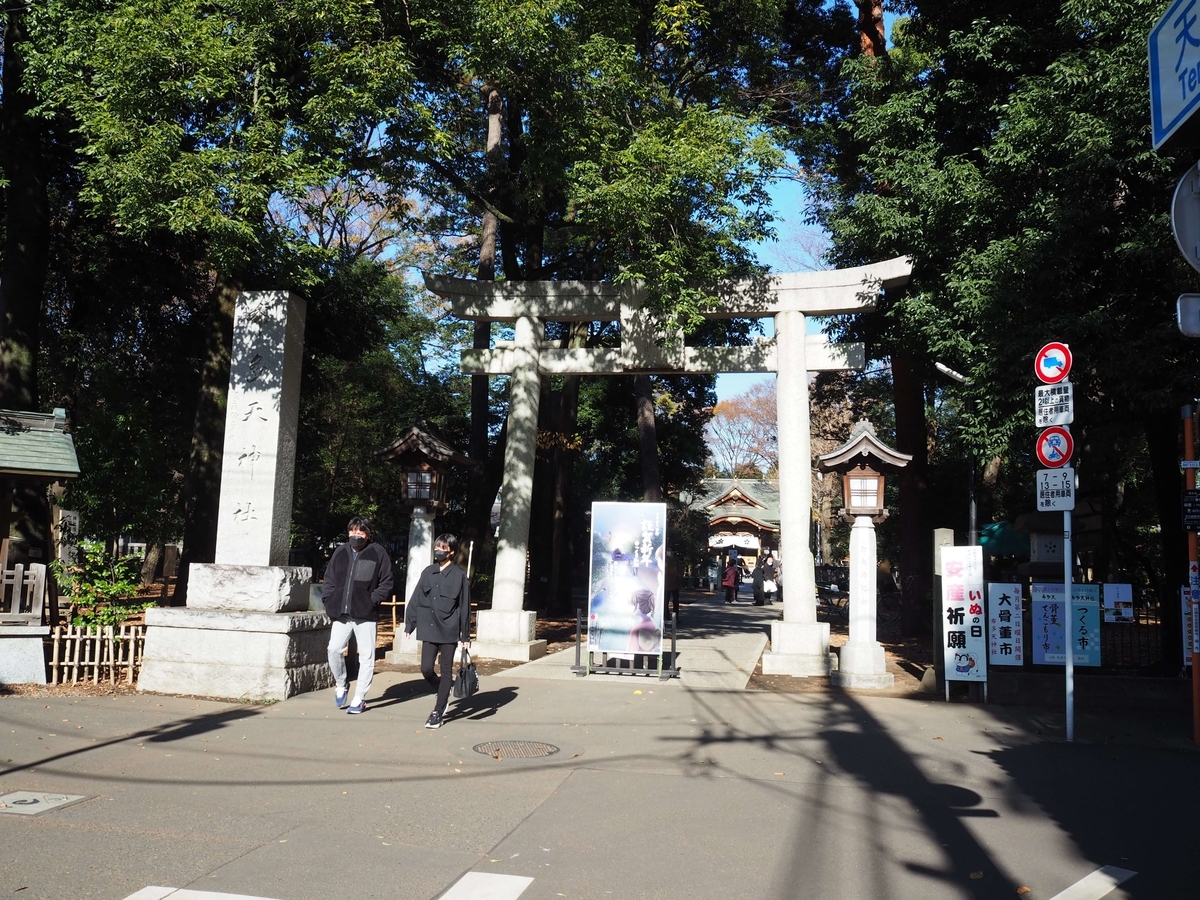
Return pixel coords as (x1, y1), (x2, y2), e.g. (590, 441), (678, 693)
(424, 257), (912, 675)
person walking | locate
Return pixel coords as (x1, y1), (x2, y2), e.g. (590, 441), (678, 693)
(323, 516), (395, 715)
(664, 549), (682, 623)
(763, 552), (779, 604)
(752, 556), (766, 606)
(722, 558), (739, 604)
(404, 533), (471, 729)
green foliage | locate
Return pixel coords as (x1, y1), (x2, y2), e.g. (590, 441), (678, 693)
(51, 540), (153, 627)
(813, 0), (1198, 587)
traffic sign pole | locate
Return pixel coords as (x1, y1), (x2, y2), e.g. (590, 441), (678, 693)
(1064, 505), (1074, 743)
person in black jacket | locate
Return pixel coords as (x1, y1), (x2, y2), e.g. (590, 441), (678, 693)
(404, 532), (471, 729)
(322, 516), (394, 715)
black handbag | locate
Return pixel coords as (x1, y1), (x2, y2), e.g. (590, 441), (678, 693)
(452, 648), (479, 699)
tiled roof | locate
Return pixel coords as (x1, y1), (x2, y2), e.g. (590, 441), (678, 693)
(0, 408), (80, 479)
(685, 478), (780, 528)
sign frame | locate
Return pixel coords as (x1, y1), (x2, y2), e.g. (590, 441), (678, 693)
(1150, 1), (1200, 151)
(1037, 466), (1076, 511)
(1034, 382), (1074, 427)
(1034, 342), (1072, 384)
(1036, 426), (1074, 468)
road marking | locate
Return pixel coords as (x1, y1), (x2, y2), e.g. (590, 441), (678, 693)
(123, 890), (282, 900)
(1047, 866), (1137, 900)
(124, 873), (535, 900)
(440, 872), (534, 900)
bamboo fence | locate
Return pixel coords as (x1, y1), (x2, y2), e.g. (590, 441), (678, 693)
(48, 624), (146, 685)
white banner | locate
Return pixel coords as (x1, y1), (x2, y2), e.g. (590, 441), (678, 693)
(587, 502), (667, 654)
(941, 546), (987, 682)
(987, 583), (1023, 666)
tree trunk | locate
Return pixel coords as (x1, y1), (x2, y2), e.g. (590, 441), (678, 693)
(893, 350), (929, 637)
(635, 374), (663, 502)
(548, 323), (588, 613)
(856, 0), (886, 58)
(0, 7), (50, 410)
(1145, 411), (1186, 674)
(462, 86), (504, 572)
(175, 272), (239, 603)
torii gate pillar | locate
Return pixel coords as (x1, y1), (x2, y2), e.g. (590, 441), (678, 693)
(425, 258), (912, 667)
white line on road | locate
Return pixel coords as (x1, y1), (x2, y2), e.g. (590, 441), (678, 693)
(1047, 866), (1137, 900)
(439, 872), (535, 900)
(123, 890), (281, 900)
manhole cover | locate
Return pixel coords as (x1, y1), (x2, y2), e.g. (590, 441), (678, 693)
(0, 791), (90, 817)
(474, 740), (560, 759)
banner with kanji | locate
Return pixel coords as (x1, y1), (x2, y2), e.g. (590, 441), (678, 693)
(586, 502), (667, 654)
(941, 546), (987, 682)
(1031, 583), (1100, 666)
(987, 583), (1024, 666)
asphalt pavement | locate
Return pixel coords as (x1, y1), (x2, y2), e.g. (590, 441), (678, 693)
(1, 593), (1196, 900)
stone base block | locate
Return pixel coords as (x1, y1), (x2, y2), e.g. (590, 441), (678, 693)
(837, 640), (887, 675)
(471, 609), (544, 661)
(762, 651), (838, 676)
(138, 607), (332, 701)
(761, 619), (835, 677)
(477, 609), (538, 644)
(0, 629), (49, 684)
(831, 671), (895, 689)
(470, 639), (548, 662)
(385, 629), (421, 664)
(187, 564), (313, 613)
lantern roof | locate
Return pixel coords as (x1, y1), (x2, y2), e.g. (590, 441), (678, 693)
(376, 421), (476, 470)
(817, 419), (912, 474)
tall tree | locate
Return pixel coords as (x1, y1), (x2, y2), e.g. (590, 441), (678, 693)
(813, 1), (1200, 658)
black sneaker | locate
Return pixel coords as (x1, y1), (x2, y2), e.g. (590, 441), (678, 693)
(424, 710), (442, 729)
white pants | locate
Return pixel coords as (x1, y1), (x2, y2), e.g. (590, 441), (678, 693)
(327, 619), (376, 703)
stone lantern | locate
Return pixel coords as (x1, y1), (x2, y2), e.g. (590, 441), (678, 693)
(377, 422), (475, 660)
(817, 420), (911, 688)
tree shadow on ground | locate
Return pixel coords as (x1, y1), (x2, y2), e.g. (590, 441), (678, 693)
(984, 711), (1198, 897)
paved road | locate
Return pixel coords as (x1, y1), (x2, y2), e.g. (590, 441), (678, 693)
(1, 597), (1196, 900)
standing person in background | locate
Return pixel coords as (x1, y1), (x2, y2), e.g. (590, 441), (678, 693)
(722, 558), (739, 604)
(404, 533), (471, 729)
(763, 551), (779, 604)
(664, 549), (682, 623)
(752, 555), (766, 606)
(323, 516), (394, 715)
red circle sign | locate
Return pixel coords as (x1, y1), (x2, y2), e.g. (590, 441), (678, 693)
(1034, 342), (1072, 384)
(1036, 426), (1074, 468)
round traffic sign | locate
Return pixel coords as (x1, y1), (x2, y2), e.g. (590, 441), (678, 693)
(1036, 426), (1074, 468)
(1034, 342), (1072, 384)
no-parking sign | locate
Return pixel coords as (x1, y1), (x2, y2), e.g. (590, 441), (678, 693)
(1036, 426), (1073, 468)
(1034, 342), (1072, 384)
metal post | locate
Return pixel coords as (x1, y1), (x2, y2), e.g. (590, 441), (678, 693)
(968, 448), (978, 546)
(1064, 509), (1074, 742)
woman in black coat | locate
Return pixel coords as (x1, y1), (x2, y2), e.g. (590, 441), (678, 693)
(403, 533), (471, 729)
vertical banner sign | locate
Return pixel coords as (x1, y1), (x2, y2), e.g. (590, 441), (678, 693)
(987, 583), (1024, 666)
(587, 502), (667, 655)
(1185, 588), (1196, 667)
(941, 546), (987, 682)
(1102, 584), (1134, 623)
(1032, 584), (1101, 666)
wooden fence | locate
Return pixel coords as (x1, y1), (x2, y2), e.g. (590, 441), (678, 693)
(48, 624), (146, 685)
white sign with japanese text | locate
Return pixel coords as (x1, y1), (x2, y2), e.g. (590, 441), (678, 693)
(1031, 584), (1100, 666)
(1102, 583), (1134, 623)
(987, 583), (1023, 666)
(1036, 466), (1075, 512)
(941, 546), (987, 682)
(1035, 382), (1074, 427)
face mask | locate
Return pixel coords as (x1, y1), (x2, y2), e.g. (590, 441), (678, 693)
(348, 535), (367, 550)
(433, 548), (450, 563)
